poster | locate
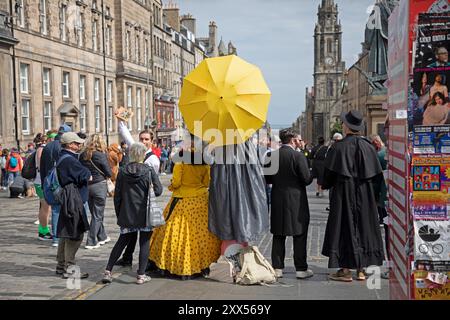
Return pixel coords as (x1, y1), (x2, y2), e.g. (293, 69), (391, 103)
(411, 69), (450, 127)
(409, 0), (450, 68)
(412, 154), (450, 219)
(413, 125), (450, 153)
(414, 270), (450, 299)
(415, 13), (450, 68)
(414, 220), (450, 262)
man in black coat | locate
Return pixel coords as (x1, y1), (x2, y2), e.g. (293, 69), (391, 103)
(265, 128), (313, 279)
(321, 110), (384, 282)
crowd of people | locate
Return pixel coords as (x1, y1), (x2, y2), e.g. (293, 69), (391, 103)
(0, 109), (390, 285)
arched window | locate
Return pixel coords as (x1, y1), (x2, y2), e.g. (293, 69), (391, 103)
(327, 78), (334, 97)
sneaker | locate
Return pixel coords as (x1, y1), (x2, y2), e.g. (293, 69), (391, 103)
(296, 269), (314, 279)
(316, 192), (320, 197)
(161, 172), (167, 175)
(381, 271), (390, 280)
(136, 274), (151, 285)
(274, 269), (283, 278)
(102, 270), (113, 284)
(56, 268), (65, 275)
(38, 232), (53, 241)
(98, 237), (111, 245)
(85, 244), (101, 250)
(33, 220), (40, 225)
(52, 241), (59, 247)
(201, 267), (210, 278)
(329, 269), (353, 282)
(356, 269), (366, 281)
(115, 258), (132, 267)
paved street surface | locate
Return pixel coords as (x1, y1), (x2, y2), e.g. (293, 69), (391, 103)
(0, 175), (388, 300)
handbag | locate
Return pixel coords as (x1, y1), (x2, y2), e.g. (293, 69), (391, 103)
(235, 246), (277, 285)
(147, 171), (165, 227)
(89, 159), (115, 193)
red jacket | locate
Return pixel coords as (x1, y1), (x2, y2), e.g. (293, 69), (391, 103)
(5, 153), (23, 172)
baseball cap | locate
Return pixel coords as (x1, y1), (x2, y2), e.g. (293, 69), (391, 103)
(60, 132), (85, 145)
(47, 132), (58, 139)
(58, 124), (72, 134)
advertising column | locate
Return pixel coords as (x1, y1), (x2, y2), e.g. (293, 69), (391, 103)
(387, 0), (412, 300)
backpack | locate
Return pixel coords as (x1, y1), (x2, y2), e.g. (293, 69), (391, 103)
(9, 156), (18, 169)
(21, 152), (37, 180)
(43, 154), (71, 205)
(235, 246), (277, 285)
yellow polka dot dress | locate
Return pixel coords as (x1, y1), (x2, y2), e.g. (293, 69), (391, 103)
(149, 162), (221, 276)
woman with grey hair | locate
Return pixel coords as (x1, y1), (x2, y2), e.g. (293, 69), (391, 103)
(102, 142), (163, 285)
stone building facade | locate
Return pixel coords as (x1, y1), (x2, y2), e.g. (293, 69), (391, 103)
(0, 0), (215, 149)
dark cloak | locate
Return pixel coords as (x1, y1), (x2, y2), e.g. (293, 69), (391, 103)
(208, 140), (269, 243)
(321, 135), (385, 269)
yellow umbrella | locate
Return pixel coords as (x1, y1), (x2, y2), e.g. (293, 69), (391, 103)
(179, 55), (271, 146)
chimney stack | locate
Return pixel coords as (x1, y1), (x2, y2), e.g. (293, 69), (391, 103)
(180, 13), (196, 36)
(163, 1), (180, 32)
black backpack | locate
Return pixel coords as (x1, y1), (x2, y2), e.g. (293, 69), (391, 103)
(22, 151), (37, 180)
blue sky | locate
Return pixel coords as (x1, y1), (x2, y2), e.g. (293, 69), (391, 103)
(177, 0), (374, 127)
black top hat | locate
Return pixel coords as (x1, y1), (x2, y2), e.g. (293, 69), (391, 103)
(340, 110), (365, 132)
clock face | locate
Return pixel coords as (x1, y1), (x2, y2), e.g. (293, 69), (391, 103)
(325, 57), (334, 66)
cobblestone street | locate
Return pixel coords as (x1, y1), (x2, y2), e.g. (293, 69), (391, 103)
(0, 175), (388, 300)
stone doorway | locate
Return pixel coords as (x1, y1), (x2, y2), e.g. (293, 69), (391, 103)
(58, 102), (79, 132)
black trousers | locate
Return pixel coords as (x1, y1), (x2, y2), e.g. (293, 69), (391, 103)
(271, 232), (308, 271)
(106, 231), (152, 275)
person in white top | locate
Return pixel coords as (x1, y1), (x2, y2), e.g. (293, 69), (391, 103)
(118, 121), (160, 173)
(114, 118), (160, 267)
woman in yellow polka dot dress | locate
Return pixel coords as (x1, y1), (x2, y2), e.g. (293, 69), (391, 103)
(149, 144), (221, 279)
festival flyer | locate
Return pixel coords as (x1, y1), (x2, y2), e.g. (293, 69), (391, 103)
(412, 154), (450, 219)
(413, 125), (450, 153)
(415, 13), (450, 69)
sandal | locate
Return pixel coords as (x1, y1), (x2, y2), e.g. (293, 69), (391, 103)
(329, 269), (353, 282)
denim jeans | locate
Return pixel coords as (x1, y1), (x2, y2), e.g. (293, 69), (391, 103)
(52, 204), (61, 243)
(7, 171), (19, 186)
(1, 169), (7, 187)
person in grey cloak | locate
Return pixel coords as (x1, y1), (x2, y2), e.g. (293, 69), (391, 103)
(321, 110), (385, 282)
(208, 139), (269, 244)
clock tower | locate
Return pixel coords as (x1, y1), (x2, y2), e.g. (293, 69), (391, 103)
(313, 0), (345, 141)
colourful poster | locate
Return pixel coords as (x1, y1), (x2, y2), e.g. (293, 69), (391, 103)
(414, 220), (450, 262)
(414, 270), (450, 299)
(412, 154), (450, 219)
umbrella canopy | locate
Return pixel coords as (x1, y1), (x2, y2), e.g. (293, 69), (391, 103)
(179, 55), (271, 146)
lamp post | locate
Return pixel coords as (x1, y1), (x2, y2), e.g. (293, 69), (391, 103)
(100, 0), (109, 145)
(8, 0), (20, 150)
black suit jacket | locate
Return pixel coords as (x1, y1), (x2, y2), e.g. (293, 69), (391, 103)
(265, 145), (313, 236)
